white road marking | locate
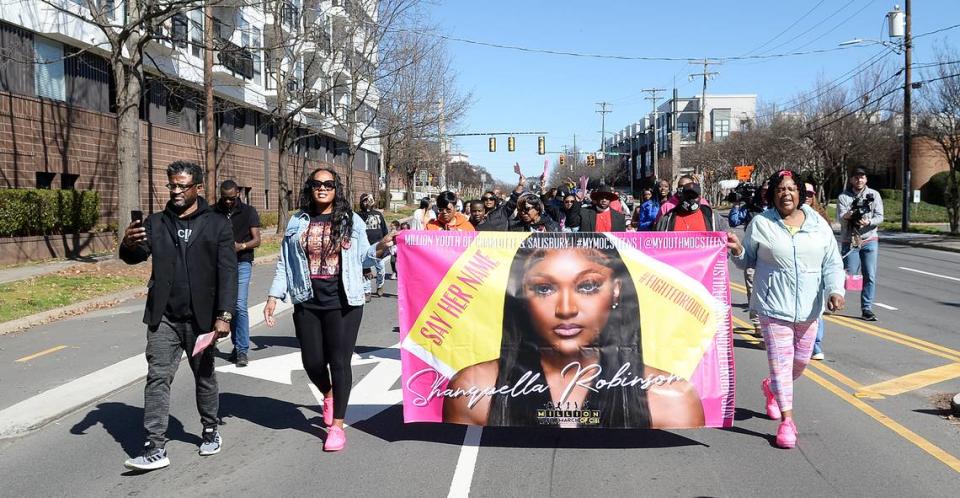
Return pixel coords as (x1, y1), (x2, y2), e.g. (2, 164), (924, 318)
(874, 302), (898, 311)
(898, 266), (960, 282)
(0, 297), (294, 439)
(447, 425), (483, 498)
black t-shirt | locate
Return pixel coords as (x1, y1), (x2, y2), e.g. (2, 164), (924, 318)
(165, 216), (195, 321)
(300, 213), (346, 310)
(218, 201), (261, 263)
(358, 209), (388, 245)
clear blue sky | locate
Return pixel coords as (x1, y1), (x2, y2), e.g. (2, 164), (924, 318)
(428, 0), (959, 184)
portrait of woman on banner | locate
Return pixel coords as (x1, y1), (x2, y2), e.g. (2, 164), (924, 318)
(442, 232), (705, 428)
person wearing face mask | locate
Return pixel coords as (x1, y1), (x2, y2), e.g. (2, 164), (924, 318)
(656, 175), (711, 222)
(727, 170), (845, 449)
(655, 182), (716, 231)
(578, 185), (626, 232)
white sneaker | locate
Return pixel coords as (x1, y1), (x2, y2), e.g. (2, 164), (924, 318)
(811, 352), (825, 361)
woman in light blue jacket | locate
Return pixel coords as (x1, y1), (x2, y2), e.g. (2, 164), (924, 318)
(263, 168), (391, 452)
(727, 170), (845, 450)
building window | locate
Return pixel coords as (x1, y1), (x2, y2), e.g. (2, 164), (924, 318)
(34, 37), (65, 101)
(61, 173), (79, 190)
(189, 9), (203, 58)
(713, 118), (730, 141)
(171, 13), (188, 48)
(251, 27), (262, 86)
(36, 172), (56, 189)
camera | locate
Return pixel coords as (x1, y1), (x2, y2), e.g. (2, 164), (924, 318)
(727, 182), (761, 212)
(849, 193), (875, 224)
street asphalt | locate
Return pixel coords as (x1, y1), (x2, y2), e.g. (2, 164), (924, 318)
(0, 243), (958, 497)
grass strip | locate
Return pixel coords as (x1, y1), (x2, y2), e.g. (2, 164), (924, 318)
(0, 274), (144, 323)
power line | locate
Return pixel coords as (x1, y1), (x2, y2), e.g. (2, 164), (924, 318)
(754, 0), (859, 56)
(791, 0), (881, 52)
(739, 0), (827, 57)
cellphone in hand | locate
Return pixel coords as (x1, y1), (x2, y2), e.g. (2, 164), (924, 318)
(131, 210), (144, 225)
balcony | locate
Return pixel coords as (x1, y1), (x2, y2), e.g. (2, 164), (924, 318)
(213, 43), (254, 83)
(264, 1), (300, 35)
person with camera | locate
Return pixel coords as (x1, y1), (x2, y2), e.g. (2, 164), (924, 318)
(837, 167), (884, 322)
(655, 182), (716, 231)
(728, 180), (768, 334)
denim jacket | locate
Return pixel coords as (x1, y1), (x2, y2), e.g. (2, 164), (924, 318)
(731, 204), (844, 323)
(268, 211), (378, 306)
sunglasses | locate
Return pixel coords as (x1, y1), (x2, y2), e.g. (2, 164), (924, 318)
(166, 183), (196, 192)
(307, 179), (337, 190)
(482, 196), (496, 201)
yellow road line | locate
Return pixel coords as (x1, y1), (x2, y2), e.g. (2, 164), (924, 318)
(829, 315), (960, 361)
(804, 369), (960, 474)
(728, 282), (960, 363)
(15, 345), (67, 363)
(859, 362), (960, 396)
(730, 315), (876, 395)
(728, 296), (960, 472)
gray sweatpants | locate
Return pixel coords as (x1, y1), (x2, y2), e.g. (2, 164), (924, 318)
(143, 318), (219, 447)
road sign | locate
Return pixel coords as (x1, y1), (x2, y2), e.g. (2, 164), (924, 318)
(734, 164), (755, 181)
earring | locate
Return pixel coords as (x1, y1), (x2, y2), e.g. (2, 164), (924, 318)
(611, 301), (619, 309)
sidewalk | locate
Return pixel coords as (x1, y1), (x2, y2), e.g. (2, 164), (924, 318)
(878, 230), (960, 253)
(0, 255), (113, 285)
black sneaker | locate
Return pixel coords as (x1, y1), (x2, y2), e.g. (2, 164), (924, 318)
(228, 349), (238, 363)
(124, 441), (169, 471)
(862, 310), (878, 321)
(237, 352), (248, 368)
(199, 427), (222, 456)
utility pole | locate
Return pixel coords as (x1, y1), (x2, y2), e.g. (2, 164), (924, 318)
(643, 88), (666, 183)
(562, 145), (570, 171)
(438, 97), (447, 191)
(203, 1), (217, 202)
(689, 59), (720, 146)
(902, 0), (912, 232)
(572, 133), (577, 170)
(596, 102), (611, 185)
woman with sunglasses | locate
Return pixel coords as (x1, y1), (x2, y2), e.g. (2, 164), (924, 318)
(727, 170), (845, 449)
(264, 168), (393, 452)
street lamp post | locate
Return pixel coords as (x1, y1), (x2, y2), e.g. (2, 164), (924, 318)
(839, 2), (911, 231)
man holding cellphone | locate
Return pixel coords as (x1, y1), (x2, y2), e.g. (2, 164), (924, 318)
(214, 180), (261, 367)
(119, 161), (237, 471)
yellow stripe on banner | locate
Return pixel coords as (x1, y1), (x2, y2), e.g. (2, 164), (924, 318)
(859, 363), (960, 396)
(15, 345), (67, 363)
(804, 369), (960, 474)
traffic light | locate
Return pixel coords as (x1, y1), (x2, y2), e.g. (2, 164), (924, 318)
(587, 154), (596, 167)
(537, 136), (546, 155)
(488, 137), (496, 152)
(508, 136), (516, 152)
(559, 154), (565, 167)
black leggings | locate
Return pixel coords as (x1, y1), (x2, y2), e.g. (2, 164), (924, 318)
(292, 304), (363, 419)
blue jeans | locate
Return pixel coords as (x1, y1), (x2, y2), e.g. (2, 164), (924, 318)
(363, 257), (385, 293)
(813, 317), (825, 355)
(231, 261), (252, 353)
(842, 239), (878, 312)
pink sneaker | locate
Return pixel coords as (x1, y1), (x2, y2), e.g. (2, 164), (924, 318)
(324, 426), (346, 452)
(323, 397), (334, 427)
(776, 418), (798, 449)
(761, 378), (782, 420)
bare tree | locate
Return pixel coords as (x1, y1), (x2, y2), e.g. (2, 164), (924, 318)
(33, 0), (204, 238)
(377, 23), (469, 203)
(916, 44), (960, 233)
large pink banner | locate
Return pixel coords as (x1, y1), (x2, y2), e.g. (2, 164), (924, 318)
(397, 231), (734, 429)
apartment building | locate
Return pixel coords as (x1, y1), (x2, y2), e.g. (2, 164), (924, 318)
(606, 93), (756, 185)
(0, 0), (381, 224)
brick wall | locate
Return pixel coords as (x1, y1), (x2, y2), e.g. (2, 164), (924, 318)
(0, 91), (377, 225)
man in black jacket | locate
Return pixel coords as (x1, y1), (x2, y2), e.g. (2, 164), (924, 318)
(120, 160), (237, 471)
(579, 185), (626, 232)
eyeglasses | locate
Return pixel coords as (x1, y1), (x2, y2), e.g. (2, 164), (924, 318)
(166, 183), (196, 192)
(307, 179), (337, 191)
(805, 190), (815, 196)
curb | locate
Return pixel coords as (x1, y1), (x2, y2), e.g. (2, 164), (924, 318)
(0, 287), (146, 336)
